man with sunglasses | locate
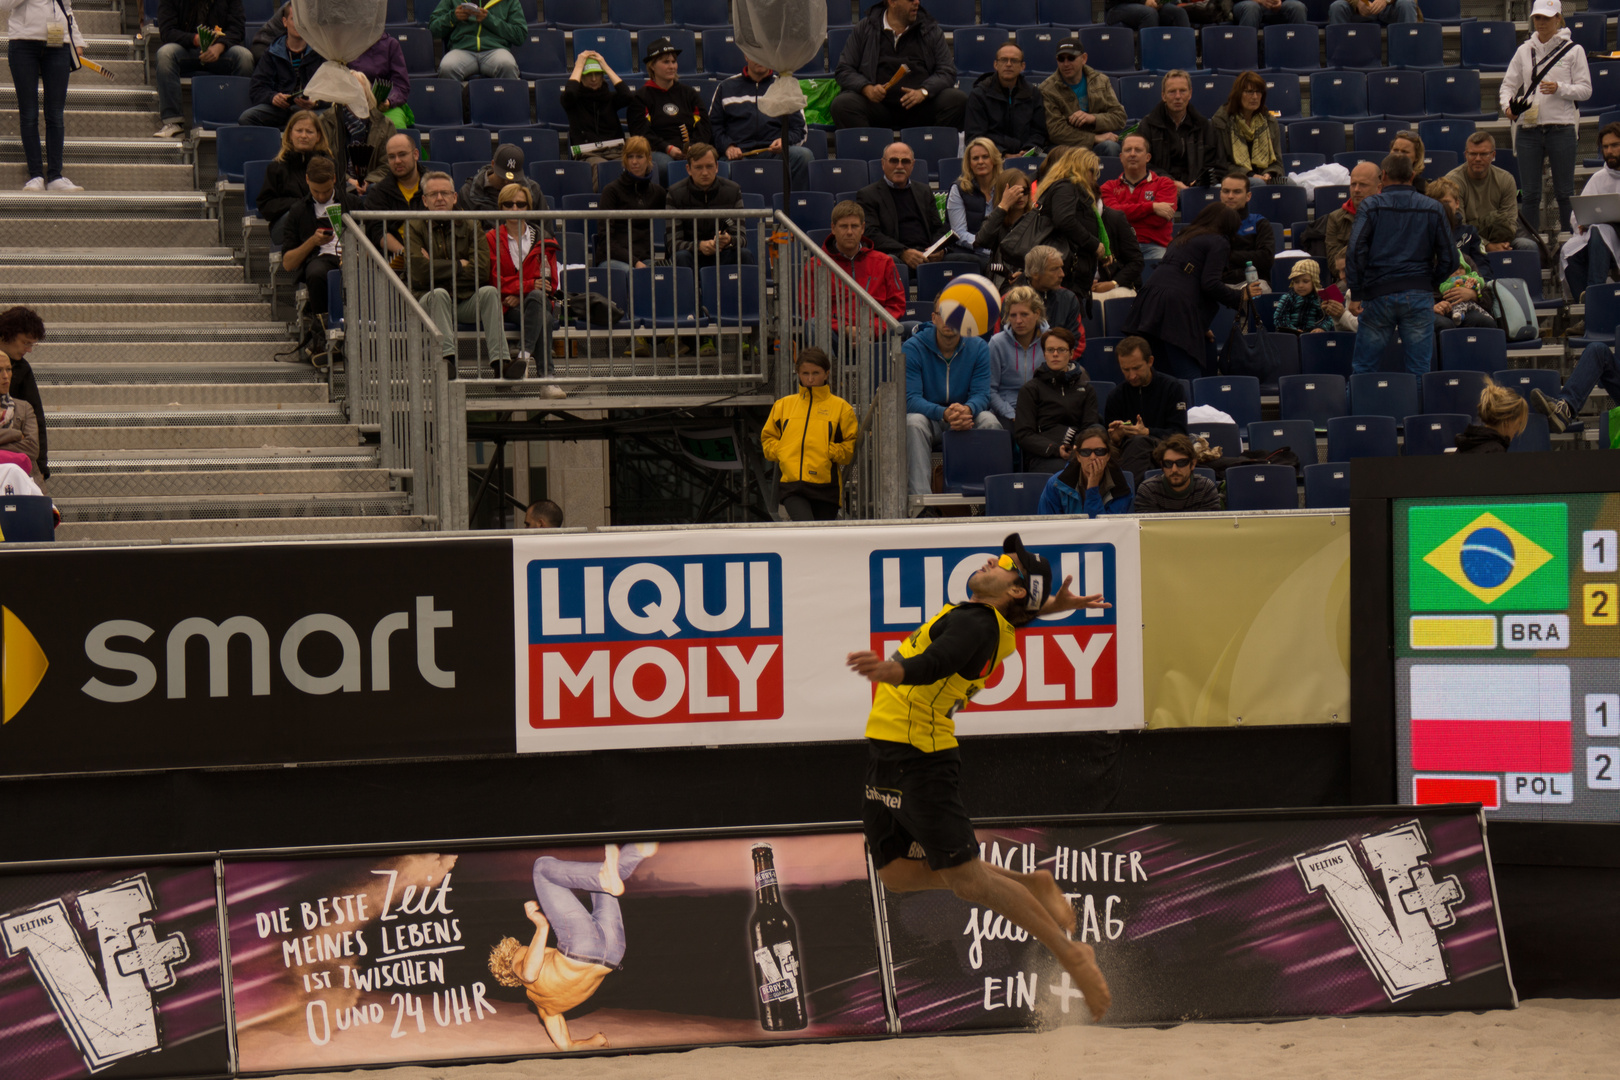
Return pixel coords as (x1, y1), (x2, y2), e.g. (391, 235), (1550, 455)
(848, 534), (1112, 1024)
(459, 144), (549, 230)
(1132, 434), (1221, 512)
(857, 142), (947, 271)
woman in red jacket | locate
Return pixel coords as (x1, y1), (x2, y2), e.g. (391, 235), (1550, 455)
(487, 183), (564, 394)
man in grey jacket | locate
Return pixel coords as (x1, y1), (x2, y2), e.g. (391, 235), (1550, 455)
(1040, 40), (1126, 155)
(831, 0), (967, 130)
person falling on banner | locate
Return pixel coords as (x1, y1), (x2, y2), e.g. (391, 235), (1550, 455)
(846, 533), (1113, 1021)
(487, 842), (658, 1050)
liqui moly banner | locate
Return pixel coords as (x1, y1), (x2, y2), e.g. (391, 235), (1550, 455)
(512, 520), (1144, 753)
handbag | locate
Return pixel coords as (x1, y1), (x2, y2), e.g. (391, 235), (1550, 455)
(1218, 290), (1289, 382)
(1507, 39), (1575, 121)
(998, 202), (1069, 267)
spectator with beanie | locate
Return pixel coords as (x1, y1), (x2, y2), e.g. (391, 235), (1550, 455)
(153, 0), (254, 138)
(429, 0), (525, 81)
(0, 306), (50, 479)
(711, 56), (813, 192)
(1273, 259), (1335, 333)
(1133, 434), (1221, 512)
(1014, 326), (1100, 474)
(459, 143), (548, 227)
(858, 142), (948, 271)
(630, 37), (712, 179)
(239, 8), (322, 127)
(1105, 335), (1187, 477)
(564, 51), (632, 171)
(831, 0), (967, 131)
(280, 155), (360, 359)
(1042, 39), (1126, 156)
(7, 0), (86, 190)
(761, 348), (858, 522)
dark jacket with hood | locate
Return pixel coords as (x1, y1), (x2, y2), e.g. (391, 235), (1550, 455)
(563, 77), (633, 149)
(1139, 101), (1224, 188)
(1454, 425), (1511, 453)
(1041, 176), (1103, 304)
(260, 149), (330, 223)
(835, 2), (957, 100)
(629, 79), (713, 157)
(361, 166), (424, 250)
(965, 71), (1048, 155)
(1222, 212), (1275, 286)
(1100, 205), (1144, 290)
(248, 35), (322, 106)
(597, 168), (666, 265)
(1013, 361), (1100, 463)
(667, 175), (748, 254)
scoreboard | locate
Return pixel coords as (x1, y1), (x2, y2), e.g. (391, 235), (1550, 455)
(1393, 495), (1620, 823)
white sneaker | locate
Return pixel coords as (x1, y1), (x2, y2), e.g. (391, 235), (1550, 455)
(540, 383), (567, 399)
(152, 121), (185, 139)
(46, 177), (81, 192)
(21, 177), (44, 191)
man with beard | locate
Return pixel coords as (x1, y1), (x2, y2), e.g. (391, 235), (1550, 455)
(1561, 122), (1620, 300)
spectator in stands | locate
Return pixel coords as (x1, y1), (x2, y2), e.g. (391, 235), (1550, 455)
(1273, 260), (1335, 333)
(1325, 160), (1380, 274)
(1347, 152), (1453, 376)
(965, 43), (1049, 157)
(831, 0), (967, 131)
(668, 142), (754, 272)
(524, 499), (563, 527)
(761, 348), (858, 522)
(1233, 0), (1308, 30)
(1014, 326), (1101, 473)
(1320, 252), (1357, 331)
(1503, 2), (1590, 242)
(1040, 148), (1105, 310)
(1210, 73), (1287, 187)
(319, 85), (398, 194)
(1426, 177), (1491, 269)
(988, 287), (1048, 424)
(973, 170), (1035, 284)
(460, 143), (548, 226)
(363, 132), (424, 258)
(1105, 0), (1190, 32)
(711, 56), (813, 193)
(1037, 426), (1133, 516)
(630, 38), (713, 179)
(564, 51), (632, 172)
(488, 182), (562, 391)
(904, 301), (999, 507)
(408, 171), (512, 378)
(1133, 434), (1221, 512)
(8, 0), (85, 190)
(259, 110), (332, 247)
(1094, 204), (1144, 299)
(1102, 134), (1179, 260)
(239, 9), (321, 128)
(1041, 39), (1126, 157)
(1425, 176), (1496, 331)
(1123, 204), (1255, 380)
(1455, 382), (1528, 452)
(0, 351), (42, 482)
(0, 307), (50, 479)
(1445, 132), (1535, 254)
(1106, 335), (1188, 477)
(1218, 172), (1273, 288)
(1025, 245), (1082, 343)
(811, 200), (906, 329)
(1388, 130), (1428, 196)
(858, 142), (948, 271)
(429, 0), (525, 82)
(152, 0), (254, 139)
(1328, 0), (1420, 26)
(349, 27), (413, 119)
(1139, 70), (1222, 191)
(598, 136), (666, 269)
(250, 5), (288, 64)
(945, 139), (1003, 265)
(1561, 122), (1620, 301)
(1531, 341), (1620, 432)
(280, 155), (359, 360)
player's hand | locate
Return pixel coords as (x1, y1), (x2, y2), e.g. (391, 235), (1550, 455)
(847, 651), (904, 684)
(1040, 575), (1112, 615)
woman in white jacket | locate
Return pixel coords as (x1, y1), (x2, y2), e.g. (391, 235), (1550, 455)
(3, 0), (86, 191)
(1500, 0), (1591, 236)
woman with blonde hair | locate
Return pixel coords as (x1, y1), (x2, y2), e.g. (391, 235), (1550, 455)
(259, 109), (334, 245)
(1455, 382), (1529, 453)
(1211, 72), (1288, 185)
(987, 285), (1047, 422)
(947, 137), (1005, 262)
(1039, 146), (1105, 304)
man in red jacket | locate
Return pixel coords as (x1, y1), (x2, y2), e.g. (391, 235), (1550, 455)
(1099, 133), (1179, 260)
(805, 201), (907, 333)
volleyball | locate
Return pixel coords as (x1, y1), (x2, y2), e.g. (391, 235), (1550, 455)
(935, 274), (1001, 338)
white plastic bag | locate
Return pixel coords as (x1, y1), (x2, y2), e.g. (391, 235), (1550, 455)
(1287, 162), (1352, 198)
(733, 0), (826, 117)
(292, 0), (386, 117)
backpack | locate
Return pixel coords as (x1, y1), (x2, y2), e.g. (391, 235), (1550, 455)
(1482, 277), (1538, 343)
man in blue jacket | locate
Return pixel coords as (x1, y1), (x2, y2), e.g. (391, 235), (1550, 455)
(238, 9), (323, 127)
(153, 0), (254, 138)
(905, 304), (1001, 507)
(710, 57), (813, 192)
(1347, 152), (1453, 377)
(832, 0), (967, 131)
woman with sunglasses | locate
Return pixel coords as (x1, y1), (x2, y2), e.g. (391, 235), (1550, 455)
(487, 182), (564, 393)
(1036, 424), (1133, 516)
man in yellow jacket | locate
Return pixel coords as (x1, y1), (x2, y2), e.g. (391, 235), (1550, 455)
(760, 348), (859, 521)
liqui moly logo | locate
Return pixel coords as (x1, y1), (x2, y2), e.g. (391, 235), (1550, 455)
(868, 544), (1118, 710)
(527, 555), (784, 727)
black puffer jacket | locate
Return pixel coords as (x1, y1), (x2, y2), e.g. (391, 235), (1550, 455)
(666, 176), (747, 254)
(597, 169), (666, 265)
(1454, 425), (1510, 453)
(835, 2), (957, 99)
(259, 150), (329, 223)
(1012, 361), (1099, 462)
(1138, 102), (1224, 188)
(965, 71), (1048, 155)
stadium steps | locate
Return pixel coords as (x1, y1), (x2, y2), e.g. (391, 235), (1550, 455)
(0, 217), (219, 245)
(0, 109), (161, 139)
(0, 8), (124, 35)
(49, 467), (398, 499)
(0, 58), (146, 84)
(0, 161), (196, 190)
(50, 423), (363, 451)
(0, 136), (189, 165)
(56, 515), (425, 542)
(41, 383), (331, 406)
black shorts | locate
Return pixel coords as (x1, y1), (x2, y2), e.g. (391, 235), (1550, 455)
(863, 739), (978, 871)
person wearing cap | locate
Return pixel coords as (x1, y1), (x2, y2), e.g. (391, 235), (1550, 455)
(1327, 0), (1419, 26)
(709, 57), (812, 192)
(630, 37), (713, 181)
(1501, 0), (1591, 241)
(830, 0), (968, 131)
(563, 50), (632, 171)
(1036, 426), (1135, 516)
(1272, 259), (1334, 334)
(428, 0), (527, 82)
(965, 43), (1049, 157)
(1040, 40), (1125, 156)
(458, 142), (550, 229)
(846, 534), (1112, 1027)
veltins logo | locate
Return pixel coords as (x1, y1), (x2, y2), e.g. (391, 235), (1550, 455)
(1409, 503), (1567, 611)
(1295, 821), (1463, 1001)
(528, 554), (784, 727)
(1, 605), (48, 723)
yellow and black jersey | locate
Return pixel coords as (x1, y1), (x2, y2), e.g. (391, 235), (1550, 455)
(865, 603), (1018, 753)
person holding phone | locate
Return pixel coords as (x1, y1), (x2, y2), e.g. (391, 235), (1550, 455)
(280, 156), (362, 363)
(5, 0), (86, 190)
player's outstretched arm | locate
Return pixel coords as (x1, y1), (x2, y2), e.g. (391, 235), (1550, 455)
(1040, 575), (1112, 616)
(847, 651), (904, 685)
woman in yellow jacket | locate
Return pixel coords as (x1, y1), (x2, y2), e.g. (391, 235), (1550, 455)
(760, 348), (859, 521)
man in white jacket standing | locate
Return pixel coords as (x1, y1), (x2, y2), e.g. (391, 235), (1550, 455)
(1560, 122), (1620, 302)
(1501, 0), (1591, 240)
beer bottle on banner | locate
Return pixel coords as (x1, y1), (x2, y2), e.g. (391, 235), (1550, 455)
(748, 842), (808, 1031)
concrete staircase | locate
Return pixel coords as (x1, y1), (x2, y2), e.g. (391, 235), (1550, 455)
(0, 1), (424, 541)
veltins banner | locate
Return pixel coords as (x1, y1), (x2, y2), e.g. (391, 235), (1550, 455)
(511, 519), (1144, 752)
(884, 807), (1514, 1029)
(223, 833), (885, 1072)
(0, 862), (229, 1079)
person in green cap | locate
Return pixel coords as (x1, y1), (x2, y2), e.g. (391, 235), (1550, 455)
(563, 49), (632, 173)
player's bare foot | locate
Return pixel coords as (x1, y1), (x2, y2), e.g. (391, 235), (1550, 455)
(599, 843), (624, 896)
(1029, 870), (1077, 937)
(1059, 940), (1111, 1022)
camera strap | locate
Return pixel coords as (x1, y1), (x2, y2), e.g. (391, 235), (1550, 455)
(49, 0), (83, 68)
(1521, 39), (1576, 102)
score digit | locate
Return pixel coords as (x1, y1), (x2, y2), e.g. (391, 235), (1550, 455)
(1585, 530), (1619, 574)
(1589, 694), (1620, 737)
(1589, 747), (1620, 791)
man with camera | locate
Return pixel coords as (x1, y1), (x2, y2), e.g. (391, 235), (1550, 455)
(280, 156), (361, 363)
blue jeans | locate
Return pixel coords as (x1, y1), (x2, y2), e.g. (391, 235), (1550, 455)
(531, 847), (649, 968)
(1515, 123), (1577, 233)
(155, 42), (255, 124)
(1106, 3), (1191, 30)
(1093, 139), (1121, 157)
(1329, 0), (1420, 23)
(906, 410), (1003, 498)
(1235, 0), (1308, 27)
(1352, 289), (1435, 376)
(1564, 236), (1613, 301)
(9, 39), (72, 182)
(1560, 343), (1620, 414)
(438, 47), (518, 81)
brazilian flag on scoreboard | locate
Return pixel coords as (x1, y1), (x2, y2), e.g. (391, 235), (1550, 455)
(1408, 503), (1568, 612)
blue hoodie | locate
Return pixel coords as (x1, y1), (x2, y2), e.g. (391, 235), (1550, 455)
(904, 324), (993, 422)
(987, 326), (1044, 423)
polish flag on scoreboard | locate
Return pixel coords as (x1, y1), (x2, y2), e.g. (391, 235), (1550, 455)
(1409, 664), (1572, 774)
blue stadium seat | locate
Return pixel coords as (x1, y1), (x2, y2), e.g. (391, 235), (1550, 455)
(1583, 63), (1620, 117)
(562, 267), (630, 328)
(1101, 296), (1134, 336)
(701, 30), (748, 75)
(1568, 13), (1609, 56)
(1191, 73), (1236, 119)
(1425, 69), (1495, 122)
(1417, 118), (1474, 159)
(470, 79), (531, 129)
(1247, 419), (1319, 466)
(1278, 373), (1347, 430)
(1287, 120), (1345, 159)
(572, 29), (631, 74)
(1569, 283), (1620, 347)
(828, 25), (854, 69)
(900, 126), (958, 162)
(450, 160), (482, 187)
(1367, 69), (1427, 125)
(1090, 381), (1116, 409)
(929, 0), (979, 28)
(1141, 27), (1196, 74)
(533, 78), (569, 130)
(630, 266), (701, 329)
(1417, 0), (1471, 23)
(1353, 119), (1401, 150)
(1348, 372), (1420, 422)
(529, 159), (594, 201)
(988, 0), (1040, 27)
(1510, 413), (1552, 452)
(1193, 375), (1262, 429)
(1303, 462), (1350, 508)
(513, 30), (568, 79)
(1202, 25), (1258, 74)
(699, 265), (762, 326)
(1387, 22), (1444, 69)
(1078, 26), (1136, 75)
(824, 0), (854, 25)
(1325, 415), (1398, 461)
(776, 191), (835, 231)
(1262, 73), (1303, 118)
(1263, 25), (1320, 75)
(1251, 185), (1306, 225)
(215, 125), (281, 182)
(674, 0), (731, 26)
(1402, 413), (1472, 455)
(1424, 149), (1457, 175)
(1017, 28), (1064, 72)
(1493, 368), (1562, 403)
(1083, 336), (1126, 384)
(1333, 149), (1383, 171)
(942, 429), (1014, 497)
(1118, 75), (1163, 122)
(243, 0), (274, 20)
(191, 76), (251, 129)
(1299, 331), (1355, 377)
(1422, 370), (1489, 418)
(954, 28), (1012, 75)
(732, 160), (785, 198)
(984, 472), (1052, 517)
(394, 27), (437, 77)
(243, 159), (271, 218)
(1324, 24), (1381, 70)
(543, 0), (604, 28)
(1179, 186), (1220, 220)
(1225, 464), (1299, 510)
(1438, 327), (1507, 374)
(427, 126), (493, 165)
(608, 0), (666, 28)
(1038, 0), (1094, 25)
(498, 127), (561, 163)
(409, 79), (466, 128)
(916, 262), (984, 305)
(1188, 420), (1243, 456)
(595, 159), (624, 189)
(1280, 152), (1325, 172)
(809, 158), (866, 192)
(835, 127), (889, 161)
(1310, 71), (1369, 121)
(1459, 21), (1516, 71)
